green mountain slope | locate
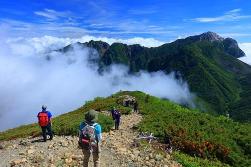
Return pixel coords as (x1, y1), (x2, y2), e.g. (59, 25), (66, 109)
(1, 91), (250, 167)
(60, 32), (251, 121)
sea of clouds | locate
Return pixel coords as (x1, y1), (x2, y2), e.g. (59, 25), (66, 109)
(1, 33), (250, 131)
(0, 35), (193, 131)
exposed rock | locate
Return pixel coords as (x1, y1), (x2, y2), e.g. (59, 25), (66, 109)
(48, 144), (54, 149)
(72, 154), (82, 160)
(12, 144), (18, 149)
(65, 158), (72, 164)
(19, 151), (26, 155)
(198, 31), (224, 42)
(10, 158), (26, 166)
(49, 156), (54, 163)
(223, 38), (245, 58)
(31, 154), (43, 163)
(132, 149), (140, 156)
(155, 154), (164, 161)
(19, 140), (30, 146)
(27, 149), (35, 154)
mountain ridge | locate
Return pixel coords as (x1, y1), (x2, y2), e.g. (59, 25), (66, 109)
(58, 32), (251, 122)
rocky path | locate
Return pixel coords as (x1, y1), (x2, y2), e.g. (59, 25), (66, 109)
(0, 113), (181, 167)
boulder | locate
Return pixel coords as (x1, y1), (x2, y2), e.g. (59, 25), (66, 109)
(19, 151), (26, 155)
(27, 149), (35, 154)
(65, 158), (72, 164)
(155, 154), (164, 161)
(10, 158), (26, 166)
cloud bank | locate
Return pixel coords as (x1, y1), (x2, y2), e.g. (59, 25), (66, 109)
(0, 36), (193, 131)
(239, 43), (251, 65)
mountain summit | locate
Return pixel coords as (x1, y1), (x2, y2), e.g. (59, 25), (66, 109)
(190, 31), (224, 42)
(181, 32), (245, 58)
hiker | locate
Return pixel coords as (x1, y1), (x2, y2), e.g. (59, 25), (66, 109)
(37, 105), (53, 142)
(111, 107), (116, 120)
(79, 110), (102, 167)
(133, 101), (138, 113)
(113, 108), (121, 130)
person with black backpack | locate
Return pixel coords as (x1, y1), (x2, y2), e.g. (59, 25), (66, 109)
(37, 105), (53, 142)
(79, 109), (102, 167)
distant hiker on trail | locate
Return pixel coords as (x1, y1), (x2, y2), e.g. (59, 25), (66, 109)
(111, 107), (116, 120)
(112, 107), (121, 130)
(133, 101), (138, 113)
(79, 109), (102, 167)
(37, 105), (53, 142)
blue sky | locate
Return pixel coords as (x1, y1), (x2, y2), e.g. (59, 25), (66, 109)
(1, 0), (251, 42)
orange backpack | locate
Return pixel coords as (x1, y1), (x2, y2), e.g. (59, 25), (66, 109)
(38, 112), (49, 127)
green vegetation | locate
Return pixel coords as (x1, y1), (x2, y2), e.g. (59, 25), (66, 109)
(0, 110), (114, 141)
(126, 91), (250, 167)
(71, 33), (251, 122)
(174, 152), (230, 167)
(230, 75), (251, 122)
(1, 91), (250, 167)
(0, 94), (134, 141)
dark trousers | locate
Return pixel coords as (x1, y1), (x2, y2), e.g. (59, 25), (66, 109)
(115, 120), (120, 130)
(41, 123), (53, 141)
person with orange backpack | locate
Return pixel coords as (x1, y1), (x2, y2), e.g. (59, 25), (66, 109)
(37, 105), (53, 142)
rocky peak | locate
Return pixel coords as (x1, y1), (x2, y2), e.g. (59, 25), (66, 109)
(197, 31), (224, 42)
(84, 40), (110, 56)
(223, 38), (245, 58)
(183, 32), (245, 58)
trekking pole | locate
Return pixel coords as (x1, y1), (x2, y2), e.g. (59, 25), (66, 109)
(136, 132), (157, 143)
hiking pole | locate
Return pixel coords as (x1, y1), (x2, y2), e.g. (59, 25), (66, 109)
(136, 132), (157, 143)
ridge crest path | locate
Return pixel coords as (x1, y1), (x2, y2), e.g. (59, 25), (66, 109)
(0, 112), (181, 167)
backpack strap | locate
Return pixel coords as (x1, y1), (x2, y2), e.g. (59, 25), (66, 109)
(80, 122), (87, 130)
(92, 123), (98, 141)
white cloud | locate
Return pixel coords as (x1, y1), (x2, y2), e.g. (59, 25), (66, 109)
(34, 8), (72, 20)
(0, 35), (193, 131)
(239, 43), (251, 65)
(76, 36), (165, 47)
(192, 8), (251, 23)
(35, 11), (57, 20)
(6, 35), (165, 51)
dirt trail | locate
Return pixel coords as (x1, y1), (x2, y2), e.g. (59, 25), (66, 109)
(0, 112), (181, 167)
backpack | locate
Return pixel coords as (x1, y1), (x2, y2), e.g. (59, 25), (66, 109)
(38, 112), (49, 127)
(80, 123), (98, 149)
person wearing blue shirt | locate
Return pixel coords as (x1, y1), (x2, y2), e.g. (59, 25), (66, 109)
(37, 105), (53, 142)
(79, 109), (102, 167)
